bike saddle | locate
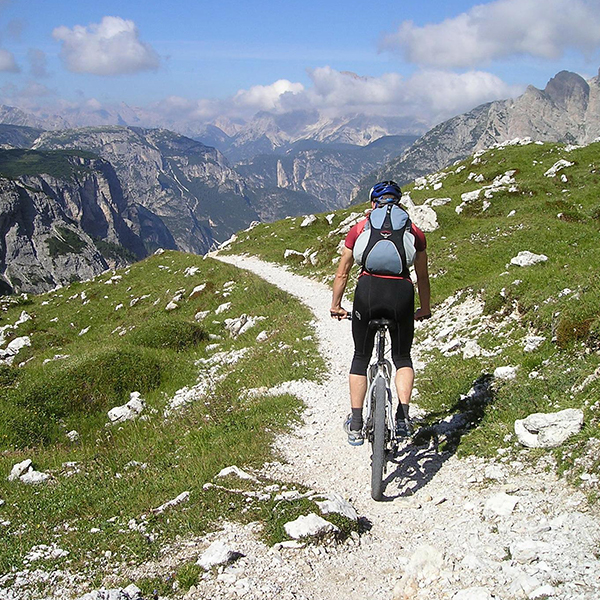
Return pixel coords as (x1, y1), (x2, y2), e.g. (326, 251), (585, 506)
(368, 318), (396, 330)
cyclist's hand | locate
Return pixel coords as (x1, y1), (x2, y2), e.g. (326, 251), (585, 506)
(330, 307), (349, 320)
(414, 308), (431, 321)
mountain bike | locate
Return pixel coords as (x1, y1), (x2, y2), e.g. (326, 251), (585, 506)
(362, 318), (412, 500)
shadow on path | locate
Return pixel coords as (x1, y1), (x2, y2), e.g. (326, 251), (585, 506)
(377, 373), (495, 501)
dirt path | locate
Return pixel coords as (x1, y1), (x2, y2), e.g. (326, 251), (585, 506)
(191, 254), (600, 600)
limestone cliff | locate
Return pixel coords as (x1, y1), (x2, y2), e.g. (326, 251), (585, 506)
(0, 150), (145, 294)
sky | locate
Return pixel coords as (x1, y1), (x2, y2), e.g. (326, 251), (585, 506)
(1, 0), (600, 127)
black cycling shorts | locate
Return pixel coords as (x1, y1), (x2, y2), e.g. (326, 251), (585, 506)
(350, 274), (414, 375)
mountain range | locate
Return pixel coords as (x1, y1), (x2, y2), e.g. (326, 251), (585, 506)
(1, 68), (599, 294)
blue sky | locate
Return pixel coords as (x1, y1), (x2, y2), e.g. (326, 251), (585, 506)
(1, 0), (599, 126)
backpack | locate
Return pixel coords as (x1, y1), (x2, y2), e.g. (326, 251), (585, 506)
(352, 204), (416, 276)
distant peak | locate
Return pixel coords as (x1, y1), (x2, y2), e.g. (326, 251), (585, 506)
(544, 70), (589, 107)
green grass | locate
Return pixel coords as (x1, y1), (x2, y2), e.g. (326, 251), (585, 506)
(0, 250), (326, 594)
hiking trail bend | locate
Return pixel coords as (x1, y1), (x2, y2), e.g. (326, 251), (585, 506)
(209, 253), (600, 600)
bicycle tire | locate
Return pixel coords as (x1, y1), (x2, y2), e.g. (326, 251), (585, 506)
(370, 376), (387, 500)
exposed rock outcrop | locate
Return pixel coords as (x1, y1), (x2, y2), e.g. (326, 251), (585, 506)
(0, 149), (145, 293)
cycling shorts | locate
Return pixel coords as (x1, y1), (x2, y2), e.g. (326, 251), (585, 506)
(350, 274), (414, 375)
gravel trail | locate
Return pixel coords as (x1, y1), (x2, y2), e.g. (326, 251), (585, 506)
(197, 254), (600, 600)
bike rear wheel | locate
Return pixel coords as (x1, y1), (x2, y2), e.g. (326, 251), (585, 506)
(370, 376), (387, 500)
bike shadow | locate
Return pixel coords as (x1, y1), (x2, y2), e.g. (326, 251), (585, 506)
(378, 373), (494, 501)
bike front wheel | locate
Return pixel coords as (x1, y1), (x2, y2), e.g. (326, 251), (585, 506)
(370, 376), (387, 500)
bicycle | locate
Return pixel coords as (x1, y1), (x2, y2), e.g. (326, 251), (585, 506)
(360, 318), (413, 500)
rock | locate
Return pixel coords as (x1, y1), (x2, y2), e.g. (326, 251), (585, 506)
(300, 214), (317, 227)
(463, 340), (483, 359)
(217, 466), (257, 480)
(514, 408), (584, 448)
(8, 459), (33, 481)
(189, 283), (206, 298)
(184, 266), (200, 277)
(256, 330), (269, 342)
(152, 491), (190, 515)
(197, 540), (241, 570)
(509, 573), (543, 598)
(215, 302), (232, 315)
(0, 336), (31, 363)
(283, 513), (339, 539)
(483, 492), (518, 517)
(20, 468), (51, 485)
(122, 584), (142, 599)
(107, 392), (146, 423)
(314, 493), (358, 521)
(393, 545), (443, 600)
(523, 336), (545, 352)
(224, 314), (265, 338)
(409, 205), (438, 232)
(494, 366), (518, 380)
(544, 159), (574, 177)
(510, 251), (548, 267)
(66, 430), (80, 442)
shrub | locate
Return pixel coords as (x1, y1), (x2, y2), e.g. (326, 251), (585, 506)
(4, 347), (164, 448)
(129, 318), (208, 352)
(555, 315), (594, 348)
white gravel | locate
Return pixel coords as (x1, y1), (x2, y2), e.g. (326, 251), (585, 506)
(207, 254), (600, 600)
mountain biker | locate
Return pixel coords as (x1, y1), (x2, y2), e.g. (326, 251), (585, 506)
(330, 180), (431, 446)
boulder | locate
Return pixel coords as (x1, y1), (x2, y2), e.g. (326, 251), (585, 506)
(284, 513), (339, 539)
(515, 408), (584, 448)
(197, 540), (241, 570)
(494, 366), (518, 380)
(107, 392), (146, 423)
(510, 251), (548, 267)
(8, 459), (33, 481)
(315, 493), (358, 521)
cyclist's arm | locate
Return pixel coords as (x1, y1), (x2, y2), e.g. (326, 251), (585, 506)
(331, 246), (354, 318)
(413, 249), (431, 320)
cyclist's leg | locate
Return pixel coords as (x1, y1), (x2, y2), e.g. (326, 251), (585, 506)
(388, 278), (415, 419)
(348, 276), (377, 433)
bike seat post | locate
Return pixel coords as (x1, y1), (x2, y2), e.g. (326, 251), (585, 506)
(368, 319), (394, 366)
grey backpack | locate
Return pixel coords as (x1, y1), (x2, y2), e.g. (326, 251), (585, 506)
(353, 205), (416, 276)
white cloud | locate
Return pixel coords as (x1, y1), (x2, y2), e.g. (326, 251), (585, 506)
(53, 16), (160, 75)
(233, 79), (305, 111)
(381, 0), (600, 68)
(401, 70), (519, 121)
(275, 67), (516, 122)
(0, 48), (19, 72)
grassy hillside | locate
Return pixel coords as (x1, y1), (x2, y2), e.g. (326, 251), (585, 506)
(222, 139), (600, 494)
(0, 250), (328, 594)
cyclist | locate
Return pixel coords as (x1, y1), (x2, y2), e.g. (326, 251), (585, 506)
(330, 181), (431, 446)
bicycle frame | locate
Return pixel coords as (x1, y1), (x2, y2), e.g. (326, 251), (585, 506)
(363, 319), (398, 500)
(364, 326), (396, 443)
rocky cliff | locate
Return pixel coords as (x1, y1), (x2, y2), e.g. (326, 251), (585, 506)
(355, 69), (600, 201)
(0, 149), (145, 294)
(236, 135), (417, 215)
(32, 127), (260, 254)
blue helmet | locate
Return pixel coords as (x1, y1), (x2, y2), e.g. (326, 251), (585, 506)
(369, 180), (402, 204)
